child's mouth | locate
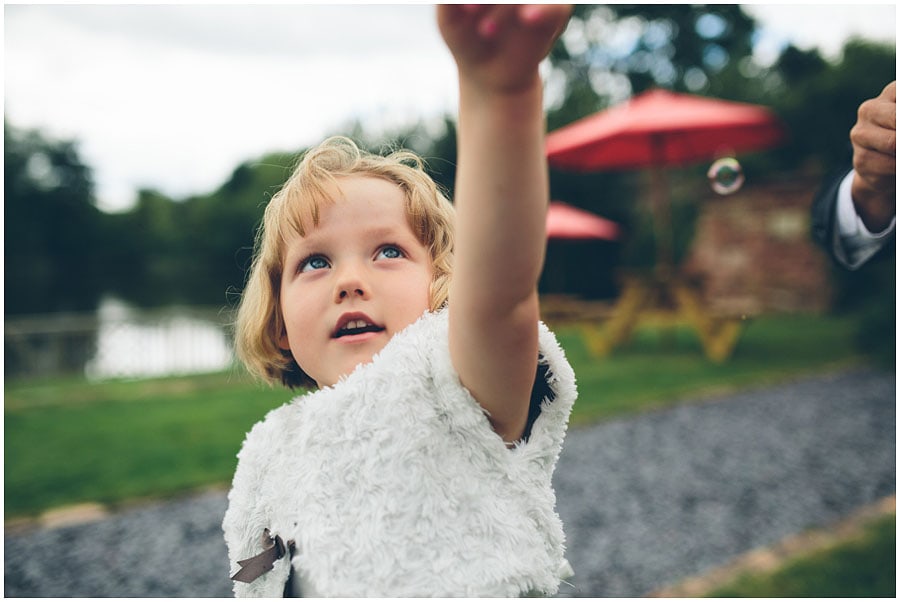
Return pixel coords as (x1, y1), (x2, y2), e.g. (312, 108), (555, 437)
(333, 318), (385, 339)
(335, 324), (385, 338)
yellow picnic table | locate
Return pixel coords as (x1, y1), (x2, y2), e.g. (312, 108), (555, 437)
(542, 272), (750, 363)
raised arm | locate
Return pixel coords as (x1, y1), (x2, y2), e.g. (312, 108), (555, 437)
(438, 5), (571, 442)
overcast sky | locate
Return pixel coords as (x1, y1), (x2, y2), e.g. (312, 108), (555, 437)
(4, 3), (896, 213)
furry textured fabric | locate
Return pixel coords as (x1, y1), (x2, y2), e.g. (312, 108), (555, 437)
(222, 308), (577, 597)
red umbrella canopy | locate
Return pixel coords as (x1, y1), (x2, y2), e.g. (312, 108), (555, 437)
(546, 201), (620, 241)
(546, 89), (785, 171)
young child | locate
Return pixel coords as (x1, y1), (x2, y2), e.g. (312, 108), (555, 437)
(223, 5), (577, 597)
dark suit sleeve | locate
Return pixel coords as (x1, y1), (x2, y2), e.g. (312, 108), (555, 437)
(811, 164), (853, 253)
(811, 162), (895, 269)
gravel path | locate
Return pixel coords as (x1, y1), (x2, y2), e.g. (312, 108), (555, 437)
(5, 368), (894, 598)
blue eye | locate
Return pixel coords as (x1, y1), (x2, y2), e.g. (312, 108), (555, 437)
(299, 255), (330, 272)
(377, 246), (403, 260)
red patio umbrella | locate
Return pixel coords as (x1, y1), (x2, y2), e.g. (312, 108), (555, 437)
(546, 201), (620, 241)
(546, 88), (785, 170)
(546, 88), (786, 270)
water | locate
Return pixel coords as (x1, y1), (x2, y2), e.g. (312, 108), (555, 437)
(4, 297), (236, 381)
(84, 297), (235, 380)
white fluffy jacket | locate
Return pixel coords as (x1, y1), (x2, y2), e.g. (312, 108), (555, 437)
(222, 308), (577, 597)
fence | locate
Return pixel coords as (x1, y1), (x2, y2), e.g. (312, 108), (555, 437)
(5, 304), (237, 381)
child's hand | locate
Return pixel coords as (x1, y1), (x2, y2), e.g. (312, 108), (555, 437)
(437, 4), (571, 95)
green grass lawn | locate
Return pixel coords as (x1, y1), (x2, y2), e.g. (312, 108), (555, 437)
(4, 312), (870, 518)
(554, 312), (867, 425)
(4, 370), (290, 517)
(706, 513), (896, 597)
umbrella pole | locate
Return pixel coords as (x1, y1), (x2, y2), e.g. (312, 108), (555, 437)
(650, 165), (673, 281)
(651, 165), (678, 350)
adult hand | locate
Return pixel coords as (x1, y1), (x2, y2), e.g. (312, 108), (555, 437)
(437, 4), (571, 95)
(850, 80), (896, 232)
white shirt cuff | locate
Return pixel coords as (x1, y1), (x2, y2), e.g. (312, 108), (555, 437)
(836, 170), (896, 239)
(833, 170), (895, 269)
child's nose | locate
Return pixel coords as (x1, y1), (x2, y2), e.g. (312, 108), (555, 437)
(334, 264), (370, 302)
(338, 287), (365, 301)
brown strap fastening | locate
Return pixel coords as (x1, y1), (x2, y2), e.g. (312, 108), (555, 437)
(231, 529), (295, 584)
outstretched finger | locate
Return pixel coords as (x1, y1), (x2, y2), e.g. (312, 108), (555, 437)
(437, 4), (510, 41)
(518, 4), (572, 36)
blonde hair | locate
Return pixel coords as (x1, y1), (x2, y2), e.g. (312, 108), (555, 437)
(235, 136), (455, 389)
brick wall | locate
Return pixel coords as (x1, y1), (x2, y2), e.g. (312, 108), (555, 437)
(681, 176), (833, 314)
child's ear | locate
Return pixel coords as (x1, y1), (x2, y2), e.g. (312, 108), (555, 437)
(277, 329), (291, 351)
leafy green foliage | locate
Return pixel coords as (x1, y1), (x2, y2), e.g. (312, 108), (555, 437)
(553, 4), (757, 105)
(764, 39), (897, 173)
(4, 124), (106, 314)
(103, 152), (302, 308)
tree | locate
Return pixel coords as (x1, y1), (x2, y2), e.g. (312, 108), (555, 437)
(4, 123), (106, 314)
(7, 7), (894, 313)
(765, 39), (896, 172)
(174, 153), (301, 307)
(547, 4), (758, 129)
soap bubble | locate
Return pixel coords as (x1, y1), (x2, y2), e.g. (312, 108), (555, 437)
(707, 157), (744, 195)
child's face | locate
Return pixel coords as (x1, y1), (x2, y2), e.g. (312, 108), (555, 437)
(278, 175), (434, 388)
